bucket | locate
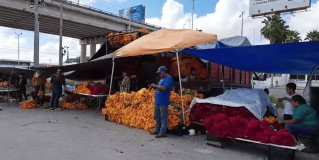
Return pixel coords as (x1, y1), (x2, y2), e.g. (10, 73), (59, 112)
(189, 129), (195, 136)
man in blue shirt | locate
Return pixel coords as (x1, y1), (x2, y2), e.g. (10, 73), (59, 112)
(150, 66), (173, 138)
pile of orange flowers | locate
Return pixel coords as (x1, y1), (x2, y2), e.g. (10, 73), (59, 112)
(102, 88), (203, 131)
(74, 82), (90, 94)
(0, 81), (8, 87)
(60, 101), (88, 110)
(170, 57), (208, 79)
(20, 100), (38, 109)
(264, 116), (277, 124)
(107, 29), (150, 48)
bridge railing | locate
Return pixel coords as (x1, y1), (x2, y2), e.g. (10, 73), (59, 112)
(50, 0), (160, 29)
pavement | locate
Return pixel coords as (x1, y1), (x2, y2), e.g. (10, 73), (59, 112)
(0, 102), (318, 160)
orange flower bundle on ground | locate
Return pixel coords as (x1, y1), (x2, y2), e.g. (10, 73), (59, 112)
(102, 88), (202, 131)
(74, 82), (90, 94)
(20, 100), (38, 109)
(60, 100), (88, 110)
(77, 102), (88, 110)
(170, 57), (208, 79)
(0, 81), (8, 87)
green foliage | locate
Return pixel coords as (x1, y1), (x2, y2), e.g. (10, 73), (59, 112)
(269, 95), (284, 108)
(261, 14), (289, 44)
(305, 30), (319, 41)
(285, 30), (301, 43)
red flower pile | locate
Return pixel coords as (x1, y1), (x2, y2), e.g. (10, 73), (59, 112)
(192, 104), (296, 146)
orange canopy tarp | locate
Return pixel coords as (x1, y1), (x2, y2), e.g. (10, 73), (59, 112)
(113, 29), (217, 57)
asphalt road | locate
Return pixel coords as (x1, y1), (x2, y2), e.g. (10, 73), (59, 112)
(0, 103), (317, 160)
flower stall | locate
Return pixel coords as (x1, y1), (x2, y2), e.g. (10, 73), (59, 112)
(189, 88), (305, 160)
(101, 88), (204, 133)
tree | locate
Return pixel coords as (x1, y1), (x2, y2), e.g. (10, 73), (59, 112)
(285, 30), (301, 43)
(261, 14), (289, 44)
(305, 30), (319, 41)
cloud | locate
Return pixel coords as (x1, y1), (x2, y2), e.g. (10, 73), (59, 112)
(287, 2), (319, 39)
(0, 26), (87, 65)
(0, 27), (31, 61)
(146, 0), (319, 45)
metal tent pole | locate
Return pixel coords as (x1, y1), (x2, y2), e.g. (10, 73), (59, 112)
(108, 58), (115, 96)
(175, 51), (186, 125)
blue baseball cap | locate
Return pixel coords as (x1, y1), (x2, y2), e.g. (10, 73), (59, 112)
(156, 66), (167, 74)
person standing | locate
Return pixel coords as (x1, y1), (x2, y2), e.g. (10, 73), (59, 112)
(119, 72), (130, 93)
(50, 69), (66, 111)
(279, 83), (298, 120)
(18, 73), (27, 101)
(32, 71), (46, 106)
(150, 66), (173, 138)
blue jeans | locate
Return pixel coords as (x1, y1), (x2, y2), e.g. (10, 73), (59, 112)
(285, 124), (318, 138)
(154, 105), (168, 135)
(51, 88), (62, 109)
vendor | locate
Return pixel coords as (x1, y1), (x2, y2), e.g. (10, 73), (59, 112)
(150, 66), (173, 138)
(18, 73), (27, 101)
(189, 67), (197, 81)
(119, 71), (130, 93)
(50, 69), (66, 111)
(281, 95), (319, 138)
(278, 83), (298, 120)
(264, 88), (278, 116)
(32, 71), (46, 106)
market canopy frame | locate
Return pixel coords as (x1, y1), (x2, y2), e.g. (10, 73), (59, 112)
(109, 29), (217, 126)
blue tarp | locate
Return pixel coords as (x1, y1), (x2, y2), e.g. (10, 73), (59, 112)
(183, 41), (319, 74)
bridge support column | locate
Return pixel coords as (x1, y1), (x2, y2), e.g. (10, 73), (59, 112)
(90, 43), (96, 57)
(80, 44), (87, 63)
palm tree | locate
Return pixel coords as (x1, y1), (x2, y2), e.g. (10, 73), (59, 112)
(261, 14), (289, 44)
(285, 30), (302, 43)
(305, 30), (319, 41)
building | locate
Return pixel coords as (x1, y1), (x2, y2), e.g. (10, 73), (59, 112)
(253, 74), (319, 89)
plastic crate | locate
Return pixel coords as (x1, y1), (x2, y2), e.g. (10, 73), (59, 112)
(298, 134), (318, 153)
(206, 134), (227, 148)
(268, 146), (295, 160)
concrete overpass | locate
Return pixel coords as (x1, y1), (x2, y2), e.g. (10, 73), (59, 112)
(0, 0), (159, 63)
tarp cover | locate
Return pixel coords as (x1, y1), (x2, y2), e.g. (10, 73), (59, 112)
(183, 41), (319, 74)
(0, 67), (36, 79)
(195, 36), (251, 50)
(114, 29), (217, 57)
(190, 88), (269, 120)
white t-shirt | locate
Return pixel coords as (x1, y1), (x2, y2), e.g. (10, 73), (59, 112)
(283, 93), (298, 115)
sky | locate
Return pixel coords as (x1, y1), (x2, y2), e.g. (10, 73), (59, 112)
(0, 0), (318, 65)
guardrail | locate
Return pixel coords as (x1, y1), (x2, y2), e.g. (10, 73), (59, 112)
(50, 0), (160, 29)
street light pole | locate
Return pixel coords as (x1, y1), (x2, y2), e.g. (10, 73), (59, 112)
(34, 0), (40, 66)
(64, 46), (69, 60)
(15, 32), (22, 66)
(59, 0), (63, 66)
(240, 11), (244, 36)
(192, 0), (194, 30)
